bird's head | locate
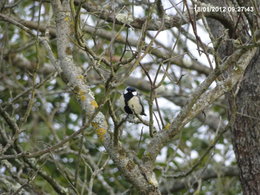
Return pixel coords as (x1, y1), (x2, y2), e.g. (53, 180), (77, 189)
(124, 87), (137, 96)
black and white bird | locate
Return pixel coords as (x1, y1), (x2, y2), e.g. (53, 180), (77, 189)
(120, 87), (146, 116)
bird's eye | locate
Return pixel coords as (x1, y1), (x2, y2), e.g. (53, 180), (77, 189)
(132, 91), (137, 96)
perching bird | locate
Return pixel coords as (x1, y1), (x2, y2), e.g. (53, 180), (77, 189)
(120, 87), (146, 116)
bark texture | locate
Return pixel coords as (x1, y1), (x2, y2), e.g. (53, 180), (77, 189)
(203, 0), (260, 193)
(232, 52), (260, 195)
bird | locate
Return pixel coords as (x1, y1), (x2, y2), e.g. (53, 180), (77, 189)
(119, 87), (146, 116)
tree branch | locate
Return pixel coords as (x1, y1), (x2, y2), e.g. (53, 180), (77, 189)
(160, 166), (239, 193)
(142, 46), (258, 171)
(7, 15), (211, 74)
(50, 0), (160, 193)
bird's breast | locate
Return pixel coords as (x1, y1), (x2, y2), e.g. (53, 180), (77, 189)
(127, 96), (142, 115)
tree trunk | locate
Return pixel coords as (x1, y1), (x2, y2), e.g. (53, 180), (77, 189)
(231, 52), (260, 194)
(203, 0), (260, 193)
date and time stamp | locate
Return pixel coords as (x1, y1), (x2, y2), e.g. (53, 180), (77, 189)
(194, 4), (254, 13)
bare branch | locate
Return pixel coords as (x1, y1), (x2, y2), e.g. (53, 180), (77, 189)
(143, 46), (258, 171)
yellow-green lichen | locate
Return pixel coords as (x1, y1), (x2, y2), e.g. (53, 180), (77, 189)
(76, 75), (84, 80)
(77, 89), (86, 101)
(64, 16), (70, 22)
(96, 127), (107, 141)
(90, 100), (98, 108)
(80, 95), (86, 101)
(163, 123), (171, 130)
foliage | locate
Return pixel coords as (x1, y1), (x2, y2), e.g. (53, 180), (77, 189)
(1, 0), (259, 194)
